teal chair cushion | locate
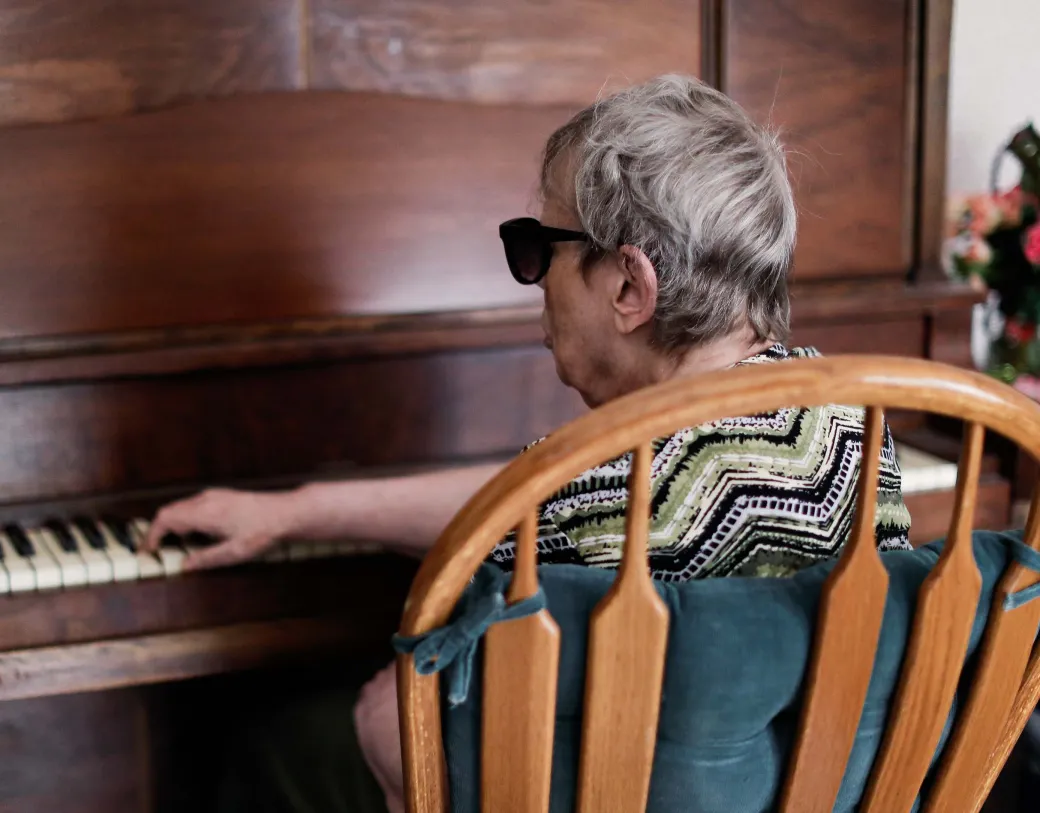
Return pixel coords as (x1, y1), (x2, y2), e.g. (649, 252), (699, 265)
(394, 530), (1040, 813)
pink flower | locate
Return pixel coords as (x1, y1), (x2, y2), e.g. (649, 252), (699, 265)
(967, 194), (1003, 235)
(1013, 375), (1040, 400)
(961, 233), (993, 264)
(1025, 223), (1040, 266)
(947, 232), (994, 282)
(1006, 317), (1037, 345)
(996, 186), (1028, 228)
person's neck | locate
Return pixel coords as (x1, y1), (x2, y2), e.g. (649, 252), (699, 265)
(590, 330), (777, 407)
(650, 330), (776, 385)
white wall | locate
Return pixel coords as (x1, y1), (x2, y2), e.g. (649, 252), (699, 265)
(946, 0), (1040, 194)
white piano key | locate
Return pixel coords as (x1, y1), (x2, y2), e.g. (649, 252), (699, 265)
(20, 531), (62, 592)
(66, 524), (114, 584)
(97, 523), (139, 582)
(263, 544), (289, 563)
(335, 540), (382, 555)
(334, 540), (358, 555)
(287, 542), (321, 560)
(0, 534), (35, 593)
(30, 528), (88, 588)
(129, 520), (189, 577)
(157, 543), (186, 577)
(130, 520), (165, 579)
(309, 541), (340, 559)
(136, 551), (165, 580)
(0, 538), (11, 594)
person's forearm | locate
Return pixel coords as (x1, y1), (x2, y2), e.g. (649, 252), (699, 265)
(279, 462), (505, 554)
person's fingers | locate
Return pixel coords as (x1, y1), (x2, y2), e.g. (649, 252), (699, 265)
(144, 491), (226, 552)
(144, 501), (195, 552)
(182, 538), (251, 571)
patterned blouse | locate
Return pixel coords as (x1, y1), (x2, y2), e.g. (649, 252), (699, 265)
(489, 344), (912, 581)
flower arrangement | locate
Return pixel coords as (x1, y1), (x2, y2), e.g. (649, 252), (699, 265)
(946, 124), (1040, 383)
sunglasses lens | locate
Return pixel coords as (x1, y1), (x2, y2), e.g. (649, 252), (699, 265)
(507, 238), (545, 284)
(501, 220), (548, 284)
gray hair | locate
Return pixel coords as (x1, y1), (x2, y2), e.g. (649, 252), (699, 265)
(540, 74), (797, 351)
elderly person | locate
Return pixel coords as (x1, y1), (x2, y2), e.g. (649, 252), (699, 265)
(148, 75), (911, 813)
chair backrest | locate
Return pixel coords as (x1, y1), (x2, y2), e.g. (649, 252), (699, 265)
(396, 355), (1040, 813)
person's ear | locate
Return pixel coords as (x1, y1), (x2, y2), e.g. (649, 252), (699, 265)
(611, 244), (658, 334)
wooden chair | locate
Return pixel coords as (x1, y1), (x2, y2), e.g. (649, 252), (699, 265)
(395, 354), (1040, 813)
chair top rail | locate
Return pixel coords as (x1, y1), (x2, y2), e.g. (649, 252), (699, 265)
(401, 355), (1040, 636)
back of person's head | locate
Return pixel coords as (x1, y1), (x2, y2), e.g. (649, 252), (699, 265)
(540, 74), (797, 351)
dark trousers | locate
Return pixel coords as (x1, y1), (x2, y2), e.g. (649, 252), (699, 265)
(216, 682), (390, 813)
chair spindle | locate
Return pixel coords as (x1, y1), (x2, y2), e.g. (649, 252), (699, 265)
(482, 510), (561, 812)
(925, 479), (1040, 813)
(779, 406), (890, 812)
(862, 421), (985, 811)
(576, 442), (669, 813)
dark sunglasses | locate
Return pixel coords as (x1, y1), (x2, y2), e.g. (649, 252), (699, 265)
(499, 217), (589, 285)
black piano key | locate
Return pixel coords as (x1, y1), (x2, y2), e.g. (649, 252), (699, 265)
(44, 519), (78, 553)
(73, 517), (106, 550)
(103, 517), (136, 552)
(158, 531), (217, 549)
(4, 523), (34, 557)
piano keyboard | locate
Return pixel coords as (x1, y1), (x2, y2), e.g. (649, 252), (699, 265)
(0, 517), (381, 595)
(0, 443), (957, 595)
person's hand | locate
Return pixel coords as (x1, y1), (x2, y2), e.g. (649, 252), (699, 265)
(143, 488), (295, 571)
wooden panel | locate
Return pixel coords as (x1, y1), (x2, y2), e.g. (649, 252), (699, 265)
(482, 511), (560, 812)
(928, 308), (975, 368)
(903, 476), (1010, 546)
(0, 307), (548, 387)
(0, 0), (302, 127)
(0, 93), (558, 341)
(780, 407), (889, 812)
(723, 0), (912, 280)
(916, 0), (956, 280)
(0, 280), (979, 388)
(0, 618), (382, 701)
(0, 344), (583, 504)
(576, 443), (669, 813)
(789, 280), (982, 324)
(309, 0), (701, 104)
(792, 317), (925, 357)
(0, 553), (415, 652)
(0, 690), (148, 813)
(861, 422), (984, 811)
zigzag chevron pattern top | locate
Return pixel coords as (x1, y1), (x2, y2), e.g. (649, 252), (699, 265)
(489, 345), (912, 580)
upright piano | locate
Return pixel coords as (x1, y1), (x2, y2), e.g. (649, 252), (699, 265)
(0, 0), (1008, 808)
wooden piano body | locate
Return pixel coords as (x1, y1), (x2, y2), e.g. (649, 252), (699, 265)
(0, 0), (1010, 808)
